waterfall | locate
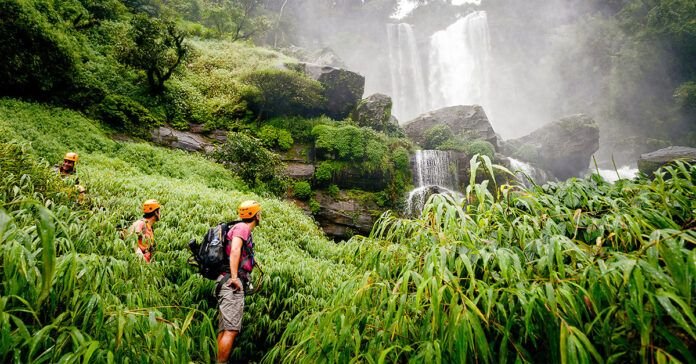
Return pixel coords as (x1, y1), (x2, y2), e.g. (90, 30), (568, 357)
(508, 158), (552, 187)
(428, 11), (491, 111)
(387, 23), (428, 122)
(392, 0), (482, 20)
(406, 150), (462, 215)
(593, 166), (638, 183)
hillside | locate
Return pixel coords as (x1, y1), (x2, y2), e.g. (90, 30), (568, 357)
(2, 99), (694, 362)
(0, 99), (349, 362)
(1, 0), (695, 362)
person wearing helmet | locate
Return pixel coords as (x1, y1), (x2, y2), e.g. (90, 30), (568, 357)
(54, 152), (87, 201)
(216, 200), (261, 363)
(128, 199), (161, 263)
(55, 152), (79, 179)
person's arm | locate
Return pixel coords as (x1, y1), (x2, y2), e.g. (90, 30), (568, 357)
(227, 236), (244, 290)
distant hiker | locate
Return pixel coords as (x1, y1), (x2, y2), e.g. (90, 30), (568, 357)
(216, 200), (261, 364)
(54, 152), (86, 199)
(129, 199), (161, 263)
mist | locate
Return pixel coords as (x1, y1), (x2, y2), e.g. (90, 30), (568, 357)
(269, 0), (694, 165)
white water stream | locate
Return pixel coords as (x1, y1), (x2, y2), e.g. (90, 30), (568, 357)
(406, 150), (462, 215)
(387, 23), (429, 121)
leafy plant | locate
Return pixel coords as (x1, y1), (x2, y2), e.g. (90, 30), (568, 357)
(293, 181), (312, 200)
(257, 125), (294, 151)
(241, 69), (325, 119)
(212, 131), (287, 195)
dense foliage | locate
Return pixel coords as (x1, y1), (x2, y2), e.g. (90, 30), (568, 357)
(268, 156), (696, 363)
(311, 123), (413, 207)
(0, 100), (347, 362)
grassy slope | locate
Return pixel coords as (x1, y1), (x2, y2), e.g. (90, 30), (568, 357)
(0, 99), (348, 362)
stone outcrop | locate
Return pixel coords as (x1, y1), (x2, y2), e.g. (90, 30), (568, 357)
(637, 146), (696, 176)
(403, 105), (498, 148)
(352, 93), (393, 131)
(312, 191), (379, 240)
(285, 163), (315, 180)
(503, 114), (599, 180)
(292, 62), (365, 120)
(151, 126), (213, 153)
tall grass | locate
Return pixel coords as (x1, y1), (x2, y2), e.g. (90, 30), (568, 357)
(265, 156), (696, 363)
(0, 99), (348, 362)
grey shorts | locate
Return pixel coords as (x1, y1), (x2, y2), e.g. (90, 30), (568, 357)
(217, 280), (245, 332)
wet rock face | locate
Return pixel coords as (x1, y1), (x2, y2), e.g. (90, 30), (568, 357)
(151, 126), (213, 153)
(403, 105), (498, 149)
(503, 114), (599, 180)
(293, 62), (365, 120)
(352, 93), (393, 132)
(638, 146), (696, 176)
(312, 191), (379, 241)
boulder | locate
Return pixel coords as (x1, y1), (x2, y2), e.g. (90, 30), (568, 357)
(504, 114), (599, 180)
(151, 126), (213, 153)
(637, 146), (696, 176)
(292, 62), (365, 120)
(285, 163), (315, 180)
(352, 93), (392, 131)
(403, 105), (498, 149)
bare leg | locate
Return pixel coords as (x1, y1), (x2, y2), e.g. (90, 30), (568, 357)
(217, 330), (239, 363)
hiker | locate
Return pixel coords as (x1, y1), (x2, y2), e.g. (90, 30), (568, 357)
(54, 152), (86, 199)
(129, 199), (160, 263)
(217, 200), (261, 363)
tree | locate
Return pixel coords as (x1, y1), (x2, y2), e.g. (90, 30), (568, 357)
(204, 0), (270, 41)
(123, 14), (189, 94)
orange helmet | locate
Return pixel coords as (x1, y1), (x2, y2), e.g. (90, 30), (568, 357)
(143, 199), (161, 213)
(238, 200), (261, 219)
(64, 152), (78, 162)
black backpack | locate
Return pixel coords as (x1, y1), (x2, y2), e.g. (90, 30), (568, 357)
(188, 220), (241, 280)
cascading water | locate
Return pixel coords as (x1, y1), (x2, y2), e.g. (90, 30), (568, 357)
(406, 150), (462, 215)
(392, 0), (482, 20)
(387, 23), (429, 122)
(593, 166), (638, 183)
(508, 158), (552, 187)
(428, 11), (491, 111)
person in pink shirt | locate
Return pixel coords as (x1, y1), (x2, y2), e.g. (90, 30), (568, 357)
(216, 200), (261, 363)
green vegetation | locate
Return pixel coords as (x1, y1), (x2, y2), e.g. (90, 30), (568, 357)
(292, 181), (312, 201)
(311, 123), (413, 207)
(241, 69), (326, 119)
(257, 125), (294, 151)
(424, 124), (454, 150)
(268, 156), (696, 363)
(212, 132), (287, 195)
(0, 99), (347, 362)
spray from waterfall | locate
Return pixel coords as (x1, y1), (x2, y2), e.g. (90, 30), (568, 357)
(429, 11), (491, 112)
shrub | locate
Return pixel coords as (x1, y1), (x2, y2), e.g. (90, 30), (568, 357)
(293, 181), (312, 200)
(314, 161), (339, 185)
(308, 197), (321, 215)
(241, 69), (325, 119)
(327, 184), (340, 199)
(267, 115), (334, 142)
(0, 0), (82, 101)
(423, 125), (454, 149)
(465, 140), (496, 160)
(93, 94), (159, 137)
(257, 125), (294, 151)
(212, 132), (287, 195)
